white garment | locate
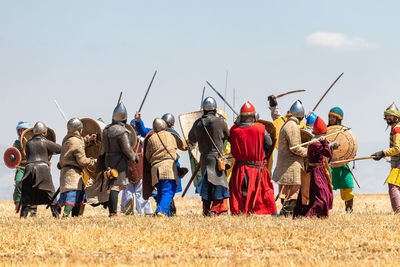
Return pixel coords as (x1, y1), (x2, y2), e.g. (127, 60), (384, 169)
(269, 106), (282, 121)
(120, 180), (153, 214)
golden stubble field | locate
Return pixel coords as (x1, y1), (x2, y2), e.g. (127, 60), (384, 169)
(0, 194), (399, 266)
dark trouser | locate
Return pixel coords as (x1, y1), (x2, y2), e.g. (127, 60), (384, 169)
(109, 190), (119, 215)
(279, 199), (297, 217)
(169, 199), (177, 216)
(20, 204), (59, 218)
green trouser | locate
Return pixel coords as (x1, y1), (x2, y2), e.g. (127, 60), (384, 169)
(63, 205), (74, 218)
(13, 169), (24, 205)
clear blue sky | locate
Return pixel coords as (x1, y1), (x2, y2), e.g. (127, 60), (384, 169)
(0, 1), (399, 197)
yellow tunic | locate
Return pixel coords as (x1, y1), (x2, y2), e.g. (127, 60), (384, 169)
(384, 124), (400, 186)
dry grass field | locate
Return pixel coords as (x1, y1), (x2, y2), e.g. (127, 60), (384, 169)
(0, 194), (399, 266)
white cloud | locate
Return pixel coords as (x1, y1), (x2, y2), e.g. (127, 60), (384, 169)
(306, 32), (377, 50)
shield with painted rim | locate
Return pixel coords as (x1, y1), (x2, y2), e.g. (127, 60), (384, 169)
(3, 147), (22, 169)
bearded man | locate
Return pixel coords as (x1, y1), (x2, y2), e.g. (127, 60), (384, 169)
(372, 103), (400, 213)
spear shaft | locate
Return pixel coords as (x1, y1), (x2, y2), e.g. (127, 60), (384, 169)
(138, 70), (157, 112)
(312, 72), (344, 112)
(206, 81), (238, 116)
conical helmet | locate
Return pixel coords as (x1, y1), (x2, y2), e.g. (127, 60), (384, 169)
(153, 118), (167, 133)
(312, 116), (327, 135)
(33, 121), (47, 135)
(67, 118), (83, 132)
(161, 113), (175, 128)
(202, 97), (217, 111)
(289, 100), (305, 119)
(384, 102), (400, 118)
(240, 101), (256, 116)
(112, 102), (127, 122)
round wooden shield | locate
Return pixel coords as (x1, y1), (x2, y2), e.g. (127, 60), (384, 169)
(81, 118), (103, 159)
(326, 125), (357, 167)
(301, 129), (314, 143)
(3, 147), (21, 169)
(20, 127), (56, 159)
(257, 119), (276, 146)
(127, 140), (143, 184)
(125, 124), (138, 149)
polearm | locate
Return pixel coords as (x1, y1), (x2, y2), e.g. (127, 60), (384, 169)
(117, 91), (123, 104)
(312, 72), (344, 112)
(48, 100), (69, 209)
(330, 156), (375, 165)
(138, 70), (157, 112)
(182, 163), (201, 198)
(206, 81), (238, 116)
(347, 164), (361, 188)
(46, 188), (60, 209)
(200, 86), (205, 109)
(53, 100), (68, 122)
(290, 128), (350, 150)
(275, 89), (306, 99)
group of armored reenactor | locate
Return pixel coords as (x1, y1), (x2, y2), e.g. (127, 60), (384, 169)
(7, 94), (400, 218)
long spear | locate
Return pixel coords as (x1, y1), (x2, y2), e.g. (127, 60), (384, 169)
(138, 70), (157, 112)
(330, 156), (375, 165)
(347, 165), (361, 188)
(117, 91), (123, 104)
(182, 163), (201, 198)
(206, 81), (238, 116)
(312, 72), (344, 112)
(200, 86), (205, 109)
(53, 100), (68, 122)
(290, 128), (350, 150)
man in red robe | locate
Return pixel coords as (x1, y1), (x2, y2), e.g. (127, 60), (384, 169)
(229, 101), (277, 215)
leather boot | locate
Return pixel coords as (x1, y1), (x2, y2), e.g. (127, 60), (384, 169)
(108, 190), (119, 216)
(20, 206), (30, 218)
(345, 198), (353, 213)
(279, 199), (297, 217)
(169, 199), (177, 216)
(202, 201), (211, 216)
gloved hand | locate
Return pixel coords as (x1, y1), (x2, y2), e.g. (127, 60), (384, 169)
(268, 95), (277, 107)
(371, 151), (385, 161)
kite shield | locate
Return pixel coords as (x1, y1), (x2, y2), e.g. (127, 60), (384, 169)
(178, 110), (203, 163)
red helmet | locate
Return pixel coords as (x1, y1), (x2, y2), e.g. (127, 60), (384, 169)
(240, 101), (256, 115)
(313, 116), (327, 134)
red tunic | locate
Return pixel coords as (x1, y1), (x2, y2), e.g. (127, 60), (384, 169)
(229, 123), (277, 215)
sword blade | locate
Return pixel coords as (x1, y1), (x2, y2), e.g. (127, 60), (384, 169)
(206, 81), (238, 116)
(312, 72), (344, 112)
(275, 89), (306, 99)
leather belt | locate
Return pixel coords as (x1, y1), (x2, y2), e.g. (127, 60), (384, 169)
(308, 162), (323, 167)
(236, 160), (266, 169)
(63, 165), (83, 172)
